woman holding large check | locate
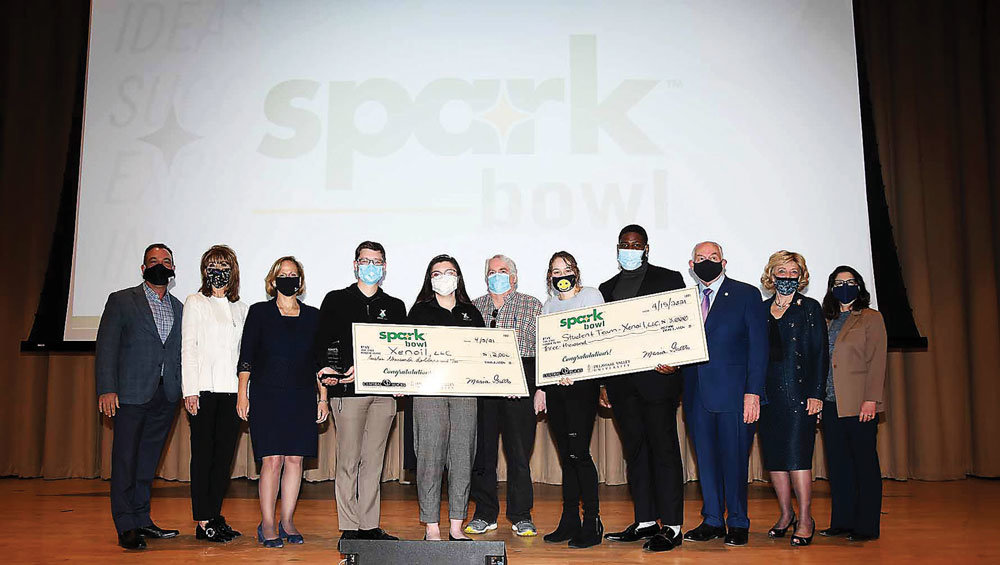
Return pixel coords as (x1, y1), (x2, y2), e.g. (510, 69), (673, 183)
(406, 254), (485, 541)
(535, 251), (606, 549)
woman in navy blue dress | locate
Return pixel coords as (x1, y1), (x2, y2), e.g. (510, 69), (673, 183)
(237, 256), (327, 548)
(757, 251), (828, 547)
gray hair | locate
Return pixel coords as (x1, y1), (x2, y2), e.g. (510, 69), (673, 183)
(691, 241), (724, 260)
(484, 254), (517, 280)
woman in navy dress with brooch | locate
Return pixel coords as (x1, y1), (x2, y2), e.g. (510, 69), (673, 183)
(237, 256), (327, 548)
(757, 250), (828, 547)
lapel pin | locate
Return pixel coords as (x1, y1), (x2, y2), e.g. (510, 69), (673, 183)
(724, 292), (729, 296)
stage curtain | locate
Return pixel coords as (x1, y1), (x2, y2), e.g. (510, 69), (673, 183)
(1, 0), (998, 484)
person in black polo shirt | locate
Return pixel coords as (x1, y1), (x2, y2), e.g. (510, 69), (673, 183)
(314, 241), (406, 542)
(598, 224), (687, 553)
(407, 254), (485, 541)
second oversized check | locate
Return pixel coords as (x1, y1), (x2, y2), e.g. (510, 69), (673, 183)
(352, 323), (530, 397)
(536, 287), (710, 386)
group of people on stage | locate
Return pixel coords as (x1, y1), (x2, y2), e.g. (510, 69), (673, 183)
(95, 224), (887, 552)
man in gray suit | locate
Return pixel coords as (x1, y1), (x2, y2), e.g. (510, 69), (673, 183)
(96, 243), (183, 549)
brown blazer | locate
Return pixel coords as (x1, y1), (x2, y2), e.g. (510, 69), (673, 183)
(829, 308), (887, 417)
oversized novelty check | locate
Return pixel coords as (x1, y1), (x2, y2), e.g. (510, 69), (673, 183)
(536, 287), (709, 385)
(352, 323), (530, 397)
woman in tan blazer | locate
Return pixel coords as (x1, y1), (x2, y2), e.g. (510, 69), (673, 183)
(819, 266), (886, 542)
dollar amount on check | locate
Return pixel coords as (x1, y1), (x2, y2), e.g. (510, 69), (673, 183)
(352, 323), (530, 397)
(535, 287), (710, 386)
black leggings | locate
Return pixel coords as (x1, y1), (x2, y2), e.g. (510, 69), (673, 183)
(545, 381), (601, 518)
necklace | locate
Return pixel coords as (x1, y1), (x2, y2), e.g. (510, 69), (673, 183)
(774, 299), (791, 310)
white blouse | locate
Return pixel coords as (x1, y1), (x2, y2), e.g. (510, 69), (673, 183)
(181, 293), (248, 396)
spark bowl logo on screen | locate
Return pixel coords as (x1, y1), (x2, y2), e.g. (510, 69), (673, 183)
(257, 35), (672, 227)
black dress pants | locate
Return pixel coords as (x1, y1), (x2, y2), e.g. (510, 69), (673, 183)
(605, 373), (684, 525)
(189, 391), (242, 521)
(546, 381), (601, 518)
(822, 401), (882, 537)
(469, 396), (537, 523)
(110, 384), (177, 534)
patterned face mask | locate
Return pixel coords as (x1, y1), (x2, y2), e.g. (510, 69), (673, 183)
(773, 276), (799, 296)
(207, 268), (231, 289)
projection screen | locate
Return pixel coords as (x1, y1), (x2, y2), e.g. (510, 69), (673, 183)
(66, 0), (873, 340)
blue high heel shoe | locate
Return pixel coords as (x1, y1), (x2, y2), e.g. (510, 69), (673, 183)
(279, 522), (305, 544)
(257, 523), (284, 548)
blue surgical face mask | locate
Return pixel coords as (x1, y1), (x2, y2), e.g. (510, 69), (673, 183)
(618, 248), (644, 271)
(487, 272), (511, 294)
(773, 277), (799, 296)
(357, 263), (384, 285)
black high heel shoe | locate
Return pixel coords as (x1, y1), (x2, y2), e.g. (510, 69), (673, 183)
(790, 520), (816, 547)
(768, 514), (797, 538)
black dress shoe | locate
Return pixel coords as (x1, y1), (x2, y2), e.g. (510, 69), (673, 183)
(196, 522), (231, 543)
(605, 522), (659, 542)
(724, 527), (749, 546)
(819, 527), (852, 537)
(137, 523), (179, 539)
(118, 529), (147, 550)
(847, 532), (879, 542)
(361, 528), (399, 541)
(341, 530), (361, 540)
(684, 522), (726, 542)
(215, 515), (241, 537)
(643, 527), (683, 552)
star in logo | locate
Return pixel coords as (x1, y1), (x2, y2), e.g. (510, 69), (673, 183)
(378, 309), (387, 319)
(138, 103), (202, 169)
(479, 92), (530, 141)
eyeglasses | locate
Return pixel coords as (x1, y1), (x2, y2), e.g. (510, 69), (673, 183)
(358, 259), (384, 266)
(431, 269), (458, 277)
(490, 308), (498, 328)
(832, 279), (858, 287)
(617, 241), (645, 250)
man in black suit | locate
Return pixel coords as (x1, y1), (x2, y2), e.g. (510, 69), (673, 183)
(96, 243), (183, 549)
(598, 225), (687, 553)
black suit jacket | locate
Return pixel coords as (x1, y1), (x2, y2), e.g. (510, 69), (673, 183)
(598, 263), (686, 393)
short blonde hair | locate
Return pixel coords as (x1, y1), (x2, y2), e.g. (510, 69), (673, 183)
(761, 250), (809, 293)
(264, 255), (306, 298)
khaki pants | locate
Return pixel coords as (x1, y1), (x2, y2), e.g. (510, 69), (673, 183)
(331, 395), (397, 531)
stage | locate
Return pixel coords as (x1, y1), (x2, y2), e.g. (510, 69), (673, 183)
(1, 477), (996, 563)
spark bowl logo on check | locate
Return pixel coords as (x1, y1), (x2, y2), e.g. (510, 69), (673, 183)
(362, 379), (407, 388)
(559, 308), (605, 330)
(379, 329), (427, 347)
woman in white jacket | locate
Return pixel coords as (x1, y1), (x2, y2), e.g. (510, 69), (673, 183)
(182, 245), (249, 542)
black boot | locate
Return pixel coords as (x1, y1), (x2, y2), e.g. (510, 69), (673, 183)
(568, 515), (603, 548)
(544, 512), (581, 543)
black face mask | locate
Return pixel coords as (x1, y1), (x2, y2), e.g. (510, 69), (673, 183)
(552, 274), (577, 293)
(142, 263), (175, 286)
(275, 276), (300, 297)
(833, 284), (860, 305)
(693, 259), (723, 283)
(207, 268), (231, 289)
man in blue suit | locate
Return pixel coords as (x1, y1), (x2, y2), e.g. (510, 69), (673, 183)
(96, 244), (183, 550)
(682, 241), (768, 546)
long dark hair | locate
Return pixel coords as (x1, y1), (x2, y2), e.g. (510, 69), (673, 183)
(822, 265), (872, 320)
(415, 254), (473, 304)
